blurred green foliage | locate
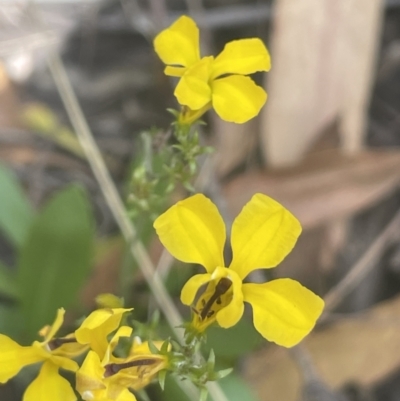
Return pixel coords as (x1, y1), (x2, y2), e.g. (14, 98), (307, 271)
(0, 165), (94, 343)
(0, 164), (34, 248)
(207, 374), (259, 401)
(205, 318), (264, 363)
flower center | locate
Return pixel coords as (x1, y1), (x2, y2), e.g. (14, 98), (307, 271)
(191, 277), (233, 331)
(48, 337), (78, 350)
(104, 359), (157, 377)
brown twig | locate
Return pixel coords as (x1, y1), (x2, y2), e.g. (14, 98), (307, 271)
(322, 207), (400, 314)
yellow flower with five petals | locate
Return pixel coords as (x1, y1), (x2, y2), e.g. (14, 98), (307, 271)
(154, 15), (271, 124)
(154, 193), (324, 347)
(0, 308), (87, 401)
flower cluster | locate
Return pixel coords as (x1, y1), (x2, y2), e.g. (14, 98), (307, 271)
(0, 307), (168, 401)
(154, 16), (271, 124)
(0, 14), (326, 401)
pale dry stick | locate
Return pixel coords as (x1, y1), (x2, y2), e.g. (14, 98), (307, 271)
(148, 0), (168, 29)
(323, 207), (400, 314)
(47, 53), (183, 333)
(47, 52), (230, 401)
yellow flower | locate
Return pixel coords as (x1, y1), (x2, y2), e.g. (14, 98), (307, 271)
(77, 350), (136, 401)
(154, 194), (324, 347)
(77, 327), (168, 401)
(125, 337), (169, 391)
(75, 308), (133, 360)
(154, 15), (271, 124)
(0, 308), (87, 401)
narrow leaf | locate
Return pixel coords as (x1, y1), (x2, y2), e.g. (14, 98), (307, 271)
(207, 349), (215, 370)
(158, 370), (167, 391)
(215, 368), (233, 380)
(0, 164), (34, 247)
(160, 338), (170, 354)
(148, 339), (160, 355)
(17, 186), (94, 340)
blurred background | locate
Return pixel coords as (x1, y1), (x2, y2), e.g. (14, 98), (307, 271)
(1, 0), (400, 400)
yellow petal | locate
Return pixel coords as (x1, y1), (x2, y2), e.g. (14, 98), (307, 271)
(54, 342), (88, 359)
(40, 308), (65, 343)
(175, 57), (213, 110)
(243, 279), (324, 347)
(80, 389), (108, 401)
(109, 354), (168, 391)
(24, 361), (76, 401)
(181, 273), (212, 305)
(48, 353), (79, 372)
(215, 269), (244, 328)
(103, 326), (133, 364)
(229, 194), (301, 279)
(130, 339), (168, 356)
(0, 335), (43, 383)
(76, 351), (106, 396)
(164, 66), (186, 77)
(154, 194), (225, 273)
(153, 15), (200, 68)
(47, 333), (88, 359)
(211, 75), (267, 123)
(75, 308), (133, 359)
(178, 102), (212, 125)
(211, 38), (271, 79)
(117, 388), (137, 401)
(106, 382), (126, 401)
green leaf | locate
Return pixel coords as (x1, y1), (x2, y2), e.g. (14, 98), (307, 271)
(207, 374), (259, 401)
(148, 339), (160, 355)
(0, 260), (18, 300)
(160, 338), (170, 354)
(17, 186), (94, 340)
(158, 370), (167, 391)
(0, 164), (34, 247)
(214, 368), (233, 380)
(207, 349), (215, 370)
